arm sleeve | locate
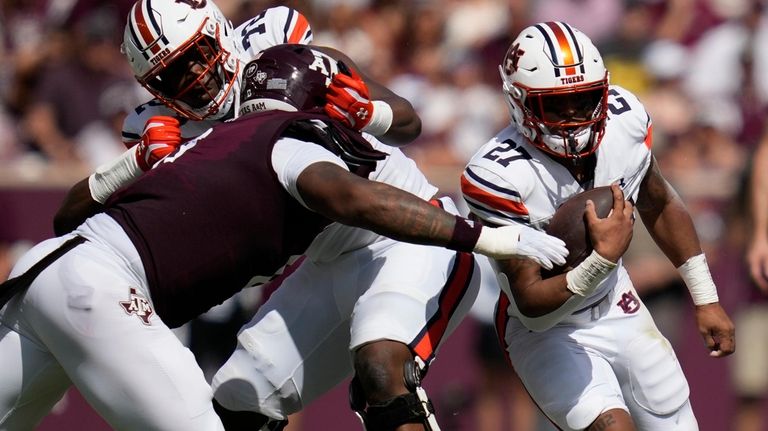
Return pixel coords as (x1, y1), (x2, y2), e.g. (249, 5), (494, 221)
(272, 137), (349, 209)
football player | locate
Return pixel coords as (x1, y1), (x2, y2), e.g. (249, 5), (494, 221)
(461, 22), (735, 431)
(54, 0), (422, 233)
(0, 45), (567, 431)
(119, 0), (417, 145)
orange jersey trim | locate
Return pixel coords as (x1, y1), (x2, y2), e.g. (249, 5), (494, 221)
(287, 14), (310, 44)
(644, 123), (653, 149)
(411, 252), (474, 362)
(461, 175), (529, 216)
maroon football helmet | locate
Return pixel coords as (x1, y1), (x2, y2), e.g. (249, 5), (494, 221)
(238, 44), (341, 116)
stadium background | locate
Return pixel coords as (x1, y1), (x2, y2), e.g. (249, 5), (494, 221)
(0, 0), (762, 429)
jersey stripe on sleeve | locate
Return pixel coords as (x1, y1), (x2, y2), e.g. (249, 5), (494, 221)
(461, 167), (530, 223)
(289, 12), (311, 44)
(644, 118), (653, 150)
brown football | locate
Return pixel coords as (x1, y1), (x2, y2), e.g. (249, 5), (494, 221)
(543, 186), (614, 275)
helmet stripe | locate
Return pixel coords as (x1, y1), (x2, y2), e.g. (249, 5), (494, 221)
(131, 0), (161, 56)
(561, 22), (586, 74)
(544, 22), (578, 76)
(128, 4), (147, 59)
(144, 0), (170, 47)
(534, 23), (561, 77)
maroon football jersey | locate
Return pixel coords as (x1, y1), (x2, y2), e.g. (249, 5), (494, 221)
(105, 111), (371, 327)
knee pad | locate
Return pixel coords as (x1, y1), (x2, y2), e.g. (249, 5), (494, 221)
(349, 358), (441, 431)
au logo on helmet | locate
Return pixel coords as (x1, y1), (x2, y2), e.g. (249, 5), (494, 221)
(504, 42), (525, 74)
(176, 0), (207, 9)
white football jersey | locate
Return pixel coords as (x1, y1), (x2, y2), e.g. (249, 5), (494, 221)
(121, 6), (313, 146)
(462, 85), (652, 311)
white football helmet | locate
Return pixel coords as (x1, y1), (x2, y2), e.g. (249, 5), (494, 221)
(499, 21), (609, 159)
(122, 0), (240, 121)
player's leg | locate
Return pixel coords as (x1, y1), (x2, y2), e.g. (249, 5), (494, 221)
(212, 257), (355, 422)
(586, 409), (636, 430)
(0, 236), (80, 429)
(610, 294), (697, 431)
(349, 239), (481, 430)
(503, 301), (634, 431)
(21, 234), (224, 431)
(0, 323), (71, 429)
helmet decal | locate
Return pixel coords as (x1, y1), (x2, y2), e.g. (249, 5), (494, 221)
(534, 21), (585, 78)
(503, 42), (524, 75)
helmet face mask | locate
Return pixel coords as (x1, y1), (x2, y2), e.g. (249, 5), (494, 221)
(122, 0), (240, 121)
(499, 21), (609, 159)
(143, 32), (231, 111)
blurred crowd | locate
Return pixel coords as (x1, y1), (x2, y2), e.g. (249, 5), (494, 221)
(1, 0), (767, 430)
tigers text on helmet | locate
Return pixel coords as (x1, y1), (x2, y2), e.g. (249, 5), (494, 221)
(238, 44), (340, 116)
(499, 21), (609, 159)
(122, 0), (240, 121)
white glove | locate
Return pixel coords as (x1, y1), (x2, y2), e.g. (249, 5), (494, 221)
(473, 225), (568, 269)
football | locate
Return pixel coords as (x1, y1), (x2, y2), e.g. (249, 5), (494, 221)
(543, 186), (614, 275)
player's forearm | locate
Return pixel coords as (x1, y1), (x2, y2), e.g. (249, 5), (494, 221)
(497, 259), (575, 316)
(53, 178), (104, 235)
(368, 88), (421, 146)
(322, 180), (452, 245)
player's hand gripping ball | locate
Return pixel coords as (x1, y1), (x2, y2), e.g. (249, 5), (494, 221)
(544, 186), (614, 274)
(135, 116), (181, 171)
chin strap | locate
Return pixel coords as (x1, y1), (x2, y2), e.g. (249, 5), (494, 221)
(567, 131), (582, 164)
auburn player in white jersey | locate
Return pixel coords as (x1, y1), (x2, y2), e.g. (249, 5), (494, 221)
(461, 22), (735, 431)
(120, 1), (312, 143)
(118, 0), (417, 152)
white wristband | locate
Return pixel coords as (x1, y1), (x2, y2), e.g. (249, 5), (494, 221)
(677, 253), (719, 306)
(88, 147), (144, 204)
(565, 251), (617, 296)
(361, 100), (393, 136)
(473, 224), (521, 259)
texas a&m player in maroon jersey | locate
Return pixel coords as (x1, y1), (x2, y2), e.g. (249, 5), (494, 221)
(0, 45), (567, 431)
